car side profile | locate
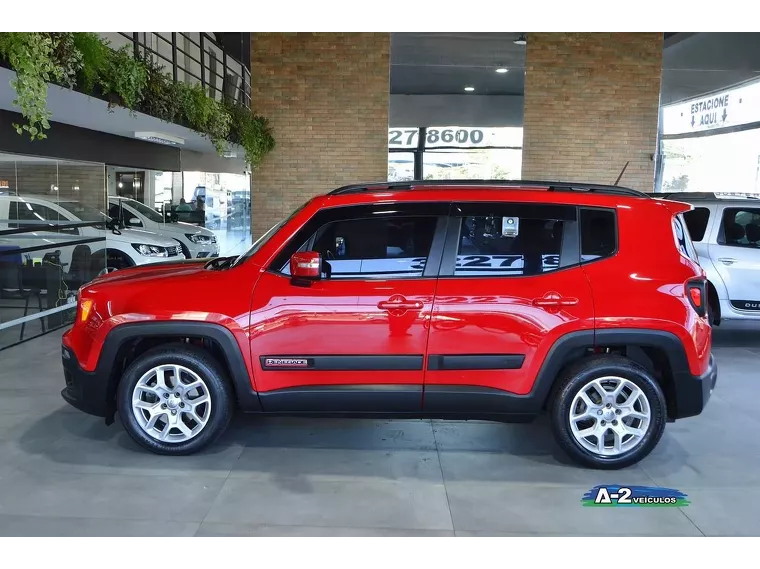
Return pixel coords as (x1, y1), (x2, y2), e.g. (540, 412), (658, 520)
(0, 194), (186, 277)
(662, 192), (760, 325)
(61, 180), (717, 469)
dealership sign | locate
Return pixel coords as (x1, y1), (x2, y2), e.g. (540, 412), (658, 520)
(663, 79), (760, 135)
(388, 126), (523, 149)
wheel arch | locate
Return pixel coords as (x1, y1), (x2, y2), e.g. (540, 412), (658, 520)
(97, 322), (261, 423)
(535, 328), (694, 421)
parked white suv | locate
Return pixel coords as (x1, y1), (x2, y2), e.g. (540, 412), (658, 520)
(108, 197), (220, 259)
(664, 191), (760, 325)
(0, 194), (186, 277)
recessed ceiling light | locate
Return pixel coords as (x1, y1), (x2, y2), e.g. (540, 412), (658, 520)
(514, 34), (527, 46)
(495, 68), (508, 73)
(464, 86), (475, 92)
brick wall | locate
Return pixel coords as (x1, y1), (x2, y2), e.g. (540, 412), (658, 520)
(250, 33), (390, 237)
(0, 162), (106, 211)
(521, 33), (663, 192)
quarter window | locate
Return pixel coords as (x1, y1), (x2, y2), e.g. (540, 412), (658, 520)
(682, 207), (710, 242)
(580, 208), (616, 262)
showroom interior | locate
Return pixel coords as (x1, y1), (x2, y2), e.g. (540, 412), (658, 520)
(0, 32), (759, 537)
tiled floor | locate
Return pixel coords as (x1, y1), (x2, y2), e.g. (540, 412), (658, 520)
(0, 323), (758, 536)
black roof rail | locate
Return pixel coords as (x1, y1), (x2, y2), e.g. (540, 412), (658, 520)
(328, 179), (650, 198)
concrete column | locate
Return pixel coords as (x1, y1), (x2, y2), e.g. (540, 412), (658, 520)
(521, 33), (663, 192)
(250, 33), (390, 237)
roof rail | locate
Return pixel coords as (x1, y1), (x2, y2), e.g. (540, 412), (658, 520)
(327, 179), (651, 198)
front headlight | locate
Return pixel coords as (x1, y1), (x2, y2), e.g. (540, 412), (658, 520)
(186, 233), (213, 244)
(132, 243), (169, 257)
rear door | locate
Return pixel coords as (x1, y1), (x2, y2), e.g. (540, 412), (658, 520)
(708, 205), (760, 312)
(423, 201), (595, 414)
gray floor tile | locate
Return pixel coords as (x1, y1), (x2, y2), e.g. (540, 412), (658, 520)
(0, 469), (225, 522)
(195, 522), (454, 537)
(677, 489), (760, 536)
(445, 482), (702, 536)
(438, 451), (654, 486)
(640, 451), (760, 489)
(230, 447), (443, 482)
(204, 477), (453, 530)
(0, 514), (199, 537)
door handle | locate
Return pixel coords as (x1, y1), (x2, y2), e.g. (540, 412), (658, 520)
(378, 300), (424, 310)
(717, 258), (737, 265)
(532, 293), (579, 308)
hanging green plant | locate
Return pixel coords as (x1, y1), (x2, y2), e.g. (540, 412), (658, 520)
(176, 82), (232, 154)
(225, 100), (276, 169)
(0, 32), (70, 140)
(0, 32), (275, 167)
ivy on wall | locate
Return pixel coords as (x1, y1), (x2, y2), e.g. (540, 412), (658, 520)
(0, 32), (274, 168)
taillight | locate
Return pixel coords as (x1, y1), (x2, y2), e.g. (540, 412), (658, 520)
(685, 278), (707, 318)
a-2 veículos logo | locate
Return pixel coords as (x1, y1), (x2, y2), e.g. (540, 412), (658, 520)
(581, 485), (690, 507)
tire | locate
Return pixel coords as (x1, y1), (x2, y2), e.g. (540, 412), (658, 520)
(117, 343), (234, 455)
(549, 355), (667, 470)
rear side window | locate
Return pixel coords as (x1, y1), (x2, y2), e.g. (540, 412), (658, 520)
(683, 207), (710, 242)
(580, 208), (616, 262)
(719, 207), (760, 248)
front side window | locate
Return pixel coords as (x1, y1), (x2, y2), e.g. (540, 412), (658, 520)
(719, 207), (760, 248)
(285, 215), (438, 279)
(455, 210), (565, 277)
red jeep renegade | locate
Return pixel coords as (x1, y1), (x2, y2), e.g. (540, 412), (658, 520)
(61, 180), (717, 469)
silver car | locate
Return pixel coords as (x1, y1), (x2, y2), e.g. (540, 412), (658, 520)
(663, 192), (760, 325)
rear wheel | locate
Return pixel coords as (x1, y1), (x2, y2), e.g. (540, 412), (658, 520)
(550, 355), (666, 469)
(117, 344), (233, 455)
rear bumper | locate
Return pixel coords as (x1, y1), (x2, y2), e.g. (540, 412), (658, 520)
(672, 353), (717, 420)
(60, 343), (108, 418)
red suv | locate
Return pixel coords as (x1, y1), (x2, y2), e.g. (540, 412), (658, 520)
(60, 180), (717, 469)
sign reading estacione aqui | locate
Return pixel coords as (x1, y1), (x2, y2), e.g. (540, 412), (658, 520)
(663, 78), (760, 136)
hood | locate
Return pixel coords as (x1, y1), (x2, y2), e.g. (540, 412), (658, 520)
(149, 221), (216, 238)
(108, 227), (182, 247)
(87, 257), (211, 288)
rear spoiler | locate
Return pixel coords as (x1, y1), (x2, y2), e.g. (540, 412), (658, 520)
(656, 197), (693, 216)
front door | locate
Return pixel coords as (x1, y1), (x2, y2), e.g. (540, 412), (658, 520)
(249, 203), (448, 414)
(423, 201), (595, 416)
(708, 205), (760, 313)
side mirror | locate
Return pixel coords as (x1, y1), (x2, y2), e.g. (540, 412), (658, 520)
(290, 251), (322, 282)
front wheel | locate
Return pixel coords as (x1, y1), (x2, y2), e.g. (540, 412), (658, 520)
(117, 344), (234, 455)
(549, 355), (667, 470)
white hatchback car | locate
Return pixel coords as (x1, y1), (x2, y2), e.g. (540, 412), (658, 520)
(108, 197), (220, 259)
(0, 194), (186, 277)
(664, 192), (760, 325)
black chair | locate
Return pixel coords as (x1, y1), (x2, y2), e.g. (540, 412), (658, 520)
(66, 244), (93, 288)
(0, 247), (45, 340)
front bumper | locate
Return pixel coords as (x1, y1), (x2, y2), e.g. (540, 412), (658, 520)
(672, 353), (717, 420)
(60, 343), (108, 418)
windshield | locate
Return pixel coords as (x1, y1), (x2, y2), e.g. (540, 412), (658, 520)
(230, 201), (309, 268)
(119, 199), (165, 223)
(57, 201), (111, 222)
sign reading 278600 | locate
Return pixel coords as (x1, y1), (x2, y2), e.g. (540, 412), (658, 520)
(388, 127), (486, 149)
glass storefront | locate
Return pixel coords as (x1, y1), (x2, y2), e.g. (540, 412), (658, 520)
(0, 152), (107, 349)
(658, 78), (760, 195)
(388, 126), (523, 181)
(182, 171), (252, 256)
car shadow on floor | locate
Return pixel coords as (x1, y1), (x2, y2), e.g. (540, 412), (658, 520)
(14, 407), (690, 482)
